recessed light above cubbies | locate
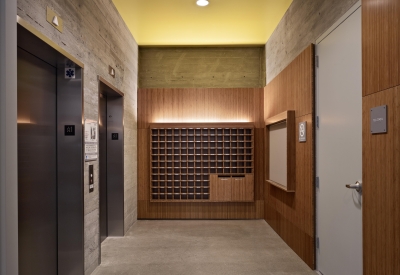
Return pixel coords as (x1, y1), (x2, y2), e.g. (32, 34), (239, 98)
(150, 123), (254, 202)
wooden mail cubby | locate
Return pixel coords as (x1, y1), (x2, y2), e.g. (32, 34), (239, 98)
(150, 123), (254, 202)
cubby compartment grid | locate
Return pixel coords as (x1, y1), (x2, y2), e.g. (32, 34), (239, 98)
(150, 124), (254, 201)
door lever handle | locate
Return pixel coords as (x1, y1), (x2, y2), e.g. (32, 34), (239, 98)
(346, 181), (362, 193)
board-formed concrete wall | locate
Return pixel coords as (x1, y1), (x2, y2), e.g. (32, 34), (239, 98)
(266, 0), (359, 84)
(139, 47), (266, 88)
(16, 0), (138, 274)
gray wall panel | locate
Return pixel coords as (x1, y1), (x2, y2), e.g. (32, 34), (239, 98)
(16, 0), (138, 273)
(0, 0), (18, 274)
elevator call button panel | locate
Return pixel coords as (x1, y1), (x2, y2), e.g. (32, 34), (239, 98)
(89, 165), (94, 193)
(65, 125), (75, 136)
(112, 133), (119, 140)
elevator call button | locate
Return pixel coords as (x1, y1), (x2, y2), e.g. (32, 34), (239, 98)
(112, 133), (119, 140)
(89, 165), (94, 193)
(65, 125), (75, 136)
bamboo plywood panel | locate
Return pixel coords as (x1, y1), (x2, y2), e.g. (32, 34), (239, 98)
(138, 200), (264, 219)
(138, 129), (150, 201)
(362, 0), (400, 96)
(362, 87), (400, 275)
(264, 44), (314, 120)
(254, 128), (264, 200)
(265, 204), (314, 266)
(264, 114), (314, 268)
(264, 46), (315, 270)
(138, 88), (264, 129)
(137, 87), (265, 219)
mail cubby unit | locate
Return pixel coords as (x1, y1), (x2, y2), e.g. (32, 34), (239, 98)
(150, 123), (254, 202)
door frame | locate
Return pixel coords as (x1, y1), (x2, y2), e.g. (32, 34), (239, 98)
(97, 76), (125, 262)
(16, 16), (85, 275)
(315, 1), (362, 273)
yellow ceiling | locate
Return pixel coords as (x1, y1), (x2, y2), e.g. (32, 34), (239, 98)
(112, 0), (292, 46)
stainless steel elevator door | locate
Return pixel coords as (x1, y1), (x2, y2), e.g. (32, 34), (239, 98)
(106, 96), (124, 236)
(99, 94), (108, 243)
(17, 47), (57, 275)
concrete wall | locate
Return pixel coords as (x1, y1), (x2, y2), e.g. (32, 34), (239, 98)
(139, 47), (265, 88)
(16, 0), (138, 274)
(266, 0), (359, 84)
(0, 0), (18, 274)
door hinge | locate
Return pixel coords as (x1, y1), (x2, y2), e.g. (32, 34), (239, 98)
(316, 177), (319, 188)
(316, 237), (320, 249)
(315, 55), (319, 68)
(316, 116), (319, 128)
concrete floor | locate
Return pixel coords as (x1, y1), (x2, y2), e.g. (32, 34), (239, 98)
(92, 220), (316, 275)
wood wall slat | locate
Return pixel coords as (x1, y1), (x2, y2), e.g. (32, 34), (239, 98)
(138, 200), (264, 219)
(264, 45), (315, 269)
(254, 128), (264, 200)
(138, 88), (263, 126)
(138, 87), (264, 219)
(362, 0), (400, 273)
(362, 0), (400, 96)
(362, 87), (400, 275)
(138, 129), (150, 201)
(264, 45), (314, 120)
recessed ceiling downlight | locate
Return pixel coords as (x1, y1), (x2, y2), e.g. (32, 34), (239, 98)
(196, 0), (209, 7)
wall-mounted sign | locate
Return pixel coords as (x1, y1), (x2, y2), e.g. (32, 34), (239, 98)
(84, 119), (98, 161)
(299, 121), (307, 142)
(65, 125), (75, 136)
(111, 133), (119, 140)
(46, 7), (63, 33)
(65, 68), (75, 79)
(109, 65), (115, 78)
(370, 105), (387, 134)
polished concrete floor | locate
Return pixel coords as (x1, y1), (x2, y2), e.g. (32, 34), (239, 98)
(92, 220), (316, 275)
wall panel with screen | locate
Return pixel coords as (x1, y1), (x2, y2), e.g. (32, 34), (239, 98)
(265, 110), (295, 192)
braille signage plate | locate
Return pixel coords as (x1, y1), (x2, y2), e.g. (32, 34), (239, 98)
(65, 125), (75, 136)
(370, 105), (387, 134)
(299, 121), (307, 142)
(111, 133), (119, 140)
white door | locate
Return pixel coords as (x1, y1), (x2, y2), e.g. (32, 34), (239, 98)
(316, 2), (362, 275)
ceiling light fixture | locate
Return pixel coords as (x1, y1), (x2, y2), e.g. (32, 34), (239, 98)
(196, 0), (209, 7)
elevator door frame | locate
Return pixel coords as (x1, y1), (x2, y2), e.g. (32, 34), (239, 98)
(98, 76), (124, 251)
(17, 17), (85, 275)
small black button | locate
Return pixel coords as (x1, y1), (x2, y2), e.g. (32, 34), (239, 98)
(112, 133), (119, 140)
(65, 125), (75, 136)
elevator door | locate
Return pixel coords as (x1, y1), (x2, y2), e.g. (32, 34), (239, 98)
(99, 93), (108, 243)
(99, 80), (124, 246)
(17, 48), (57, 275)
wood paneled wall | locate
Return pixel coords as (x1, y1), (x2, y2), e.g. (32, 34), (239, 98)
(362, 0), (400, 274)
(138, 88), (265, 219)
(138, 88), (265, 129)
(264, 44), (315, 268)
(362, 0), (400, 96)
